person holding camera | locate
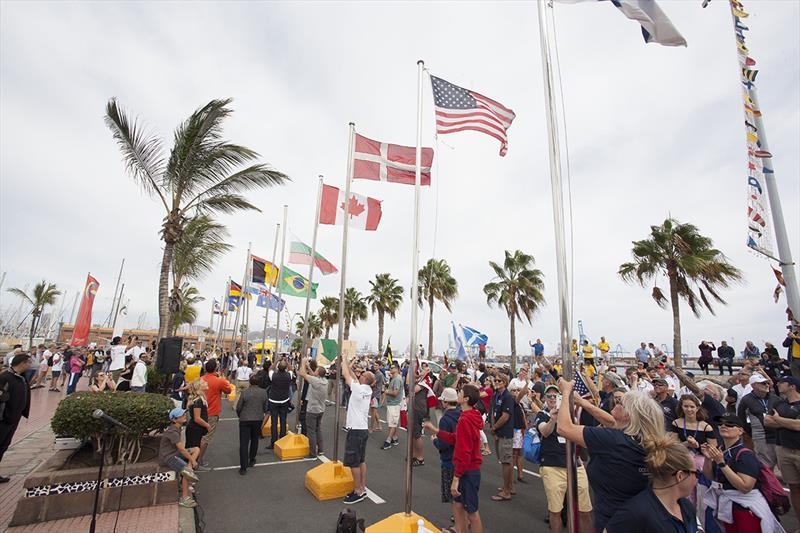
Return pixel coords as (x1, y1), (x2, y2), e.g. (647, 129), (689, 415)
(784, 326), (800, 378)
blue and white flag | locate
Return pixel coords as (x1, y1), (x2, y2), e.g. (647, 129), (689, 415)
(452, 322), (467, 361)
(460, 324), (488, 346)
(257, 289), (285, 312)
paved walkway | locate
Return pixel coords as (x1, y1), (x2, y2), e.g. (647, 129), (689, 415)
(0, 376), (181, 532)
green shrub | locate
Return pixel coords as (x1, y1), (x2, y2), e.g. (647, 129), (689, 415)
(51, 392), (173, 464)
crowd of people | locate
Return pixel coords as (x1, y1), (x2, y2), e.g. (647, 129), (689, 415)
(1, 324), (800, 529)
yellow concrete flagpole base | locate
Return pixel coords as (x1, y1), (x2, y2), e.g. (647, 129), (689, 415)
(304, 460), (355, 500)
(365, 512), (441, 533)
(274, 432), (310, 460)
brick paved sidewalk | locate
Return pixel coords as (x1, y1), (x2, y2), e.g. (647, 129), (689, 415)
(0, 377), (181, 532)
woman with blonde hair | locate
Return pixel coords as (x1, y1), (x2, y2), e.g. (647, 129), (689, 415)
(185, 380), (212, 453)
(556, 378), (665, 533)
(605, 435), (700, 532)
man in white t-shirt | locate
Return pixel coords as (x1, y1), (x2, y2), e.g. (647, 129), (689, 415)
(49, 349), (64, 392)
(732, 370), (753, 410)
(235, 364), (253, 391)
(509, 367), (533, 411)
(341, 357), (375, 505)
(108, 336), (134, 380)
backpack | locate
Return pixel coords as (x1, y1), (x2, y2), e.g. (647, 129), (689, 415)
(735, 448), (791, 516)
(523, 427), (541, 464)
(335, 508), (365, 533)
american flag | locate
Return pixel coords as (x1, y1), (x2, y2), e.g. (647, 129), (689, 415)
(574, 371), (593, 399)
(430, 75), (516, 157)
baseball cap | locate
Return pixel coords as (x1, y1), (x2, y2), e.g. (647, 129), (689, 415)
(439, 388), (458, 402)
(652, 378), (668, 386)
(603, 372), (625, 389)
(714, 414), (744, 428)
(544, 384), (559, 395)
(448, 362), (458, 369)
(779, 376), (800, 388)
(169, 408), (187, 420)
(749, 373), (769, 385)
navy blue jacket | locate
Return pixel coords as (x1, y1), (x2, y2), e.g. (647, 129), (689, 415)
(433, 407), (461, 468)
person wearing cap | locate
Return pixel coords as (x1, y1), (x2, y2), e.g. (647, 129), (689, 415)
(738, 372), (780, 469)
(159, 407), (200, 508)
(651, 377), (678, 429)
(489, 372), (515, 501)
(534, 384), (593, 533)
(766, 376), (800, 526)
(508, 381), (529, 486)
(432, 387), (461, 531)
(701, 414), (786, 533)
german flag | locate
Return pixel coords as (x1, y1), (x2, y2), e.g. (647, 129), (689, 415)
(251, 255), (278, 287)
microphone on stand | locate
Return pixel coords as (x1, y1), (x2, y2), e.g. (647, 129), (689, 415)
(92, 409), (131, 431)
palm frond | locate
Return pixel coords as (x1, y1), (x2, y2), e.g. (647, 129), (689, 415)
(185, 164), (289, 211)
(651, 286), (669, 309)
(104, 98), (169, 210)
(6, 287), (34, 306)
(197, 193), (260, 214)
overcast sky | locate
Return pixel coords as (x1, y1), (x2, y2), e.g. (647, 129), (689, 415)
(1, 1), (798, 357)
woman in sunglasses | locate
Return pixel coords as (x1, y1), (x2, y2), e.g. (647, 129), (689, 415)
(556, 378), (665, 533)
(605, 435), (700, 533)
(701, 414), (785, 533)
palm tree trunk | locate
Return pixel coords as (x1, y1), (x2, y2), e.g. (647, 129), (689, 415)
(344, 316), (351, 340)
(157, 242), (175, 341)
(668, 270), (683, 370)
(509, 312), (517, 375)
(28, 312), (38, 348)
(377, 310), (385, 353)
(427, 294), (434, 359)
(325, 325), (330, 339)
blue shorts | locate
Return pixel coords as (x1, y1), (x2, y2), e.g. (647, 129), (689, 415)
(165, 455), (187, 474)
(454, 469), (480, 514)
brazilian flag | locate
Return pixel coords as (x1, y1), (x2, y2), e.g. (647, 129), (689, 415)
(276, 265), (318, 298)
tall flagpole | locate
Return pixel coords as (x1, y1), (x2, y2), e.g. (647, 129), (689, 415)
(404, 60), (425, 516)
(537, 2), (576, 532)
(214, 280), (229, 352)
(230, 244), (250, 351)
(241, 243), (253, 349)
(333, 123), (355, 461)
(110, 283), (125, 334)
(262, 223), (281, 359)
(273, 207), (288, 357)
(297, 176), (324, 429)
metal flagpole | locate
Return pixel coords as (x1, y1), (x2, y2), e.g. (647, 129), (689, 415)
(241, 243), (253, 349)
(333, 124), (355, 461)
(296, 177), (324, 429)
(403, 60), (425, 516)
(104, 259), (125, 327)
(273, 208), (288, 357)
(262, 223), (281, 359)
(214, 280), (229, 352)
(537, 2), (576, 532)
(230, 244), (250, 351)
(747, 97), (799, 319)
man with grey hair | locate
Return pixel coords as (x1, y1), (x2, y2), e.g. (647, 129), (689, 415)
(341, 357), (375, 505)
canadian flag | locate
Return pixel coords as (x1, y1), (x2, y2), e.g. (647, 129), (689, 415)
(352, 133), (434, 186)
(319, 183), (382, 231)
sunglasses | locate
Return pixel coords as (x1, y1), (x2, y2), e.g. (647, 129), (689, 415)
(545, 394), (558, 399)
(720, 422), (741, 429)
(680, 469), (701, 478)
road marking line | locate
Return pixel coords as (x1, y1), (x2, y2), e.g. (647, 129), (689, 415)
(211, 457), (318, 471)
(318, 454), (386, 504)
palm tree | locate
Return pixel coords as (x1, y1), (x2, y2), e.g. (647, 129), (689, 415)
(171, 286), (205, 330)
(483, 251), (545, 374)
(105, 98), (288, 340)
(7, 281), (61, 347)
(418, 259), (458, 359)
(366, 273), (404, 353)
(343, 288), (368, 341)
(168, 215), (232, 335)
(318, 296), (339, 339)
(295, 313), (324, 340)
(619, 218), (742, 369)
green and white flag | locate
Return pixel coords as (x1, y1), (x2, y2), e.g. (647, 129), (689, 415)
(276, 265), (318, 298)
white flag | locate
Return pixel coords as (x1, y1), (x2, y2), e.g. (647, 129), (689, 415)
(556, 0), (686, 47)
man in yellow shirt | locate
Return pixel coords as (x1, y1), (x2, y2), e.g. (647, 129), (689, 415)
(184, 356), (202, 383)
(581, 340), (595, 372)
(597, 337), (610, 364)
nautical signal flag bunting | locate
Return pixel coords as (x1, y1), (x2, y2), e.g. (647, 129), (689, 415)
(319, 183), (382, 231)
(352, 133), (434, 186)
(277, 265), (318, 299)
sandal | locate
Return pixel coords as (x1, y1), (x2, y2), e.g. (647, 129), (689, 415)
(491, 494), (512, 501)
(411, 458), (425, 467)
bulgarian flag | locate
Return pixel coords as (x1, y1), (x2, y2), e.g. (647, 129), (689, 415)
(289, 241), (338, 275)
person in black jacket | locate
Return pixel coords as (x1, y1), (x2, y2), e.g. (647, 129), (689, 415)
(717, 341), (735, 376)
(266, 360), (292, 449)
(432, 388), (461, 511)
(0, 353), (32, 483)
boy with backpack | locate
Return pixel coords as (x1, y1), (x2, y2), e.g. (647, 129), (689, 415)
(432, 388), (462, 527)
(425, 384), (484, 533)
(159, 407), (200, 508)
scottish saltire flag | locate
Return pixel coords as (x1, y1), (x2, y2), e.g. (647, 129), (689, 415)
(556, 0), (686, 47)
(460, 324), (488, 346)
(452, 322), (467, 361)
(256, 289), (285, 312)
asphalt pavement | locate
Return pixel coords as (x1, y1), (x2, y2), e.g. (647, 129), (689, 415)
(194, 399), (551, 533)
